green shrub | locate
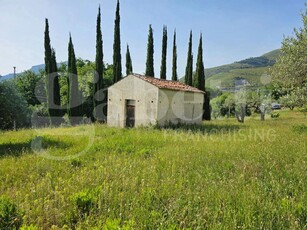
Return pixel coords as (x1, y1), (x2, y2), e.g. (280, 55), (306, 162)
(70, 191), (95, 217)
(271, 112), (280, 118)
(0, 196), (23, 229)
(70, 159), (82, 168)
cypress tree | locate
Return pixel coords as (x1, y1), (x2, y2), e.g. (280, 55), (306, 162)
(113, 0), (122, 83)
(94, 5), (105, 122)
(44, 19), (61, 125)
(160, 26), (167, 79)
(185, 31), (193, 86)
(126, 44), (133, 75)
(44, 18), (53, 124)
(172, 30), (177, 81)
(44, 19), (52, 78)
(145, 25), (154, 77)
(68, 34), (81, 124)
(204, 92), (211, 120)
(194, 34), (211, 121)
(51, 48), (61, 120)
(194, 34), (205, 90)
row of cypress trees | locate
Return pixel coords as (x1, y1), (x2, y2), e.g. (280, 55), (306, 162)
(145, 27), (211, 120)
(44, 0), (210, 124)
(44, 1), (125, 125)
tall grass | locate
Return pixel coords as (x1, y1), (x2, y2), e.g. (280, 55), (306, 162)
(0, 110), (306, 229)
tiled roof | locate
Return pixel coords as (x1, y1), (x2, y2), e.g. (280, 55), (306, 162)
(131, 74), (205, 93)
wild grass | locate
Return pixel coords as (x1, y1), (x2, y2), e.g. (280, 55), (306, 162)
(0, 110), (306, 229)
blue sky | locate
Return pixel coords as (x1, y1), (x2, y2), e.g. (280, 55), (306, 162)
(0, 0), (306, 78)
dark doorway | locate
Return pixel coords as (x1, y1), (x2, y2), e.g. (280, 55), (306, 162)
(125, 100), (135, 127)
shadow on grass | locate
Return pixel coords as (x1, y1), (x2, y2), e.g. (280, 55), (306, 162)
(156, 122), (242, 135)
(0, 136), (71, 158)
(0, 141), (32, 157)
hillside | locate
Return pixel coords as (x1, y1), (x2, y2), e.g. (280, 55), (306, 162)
(205, 49), (281, 90)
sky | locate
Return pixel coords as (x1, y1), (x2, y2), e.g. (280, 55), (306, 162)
(0, 0), (306, 79)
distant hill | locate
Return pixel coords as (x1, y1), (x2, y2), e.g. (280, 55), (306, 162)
(0, 62), (67, 81)
(205, 49), (281, 90)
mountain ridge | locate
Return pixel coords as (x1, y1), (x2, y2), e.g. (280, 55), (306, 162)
(205, 49), (281, 90)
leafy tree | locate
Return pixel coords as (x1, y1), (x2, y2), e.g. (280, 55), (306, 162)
(247, 91), (272, 120)
(14, 70), (43, 106)
(160, 26), (167, 79)
(68, 35), (82, 124)
(104, 63), (115, 87)
(210, 93), (234, 118)
(271, 5), (307, 101)
(224, 90), (248, 123)
(185, 31), (193, 86)
(145, 25), (154, 77)
(113, 0), (122, 83)
(94, 5), (105, 122)
(279, 87), (305, 110)
(126, 44), (133, 75)
(58, 63), (69, 107)
(172, 30), (177, 81)
(0, 81), (31, 130)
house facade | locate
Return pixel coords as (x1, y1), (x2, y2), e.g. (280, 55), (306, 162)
(107, 74), (204, 128)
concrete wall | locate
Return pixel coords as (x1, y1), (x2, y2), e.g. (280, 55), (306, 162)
(157, 89), (204, 126)
(107, 76), (159, 127)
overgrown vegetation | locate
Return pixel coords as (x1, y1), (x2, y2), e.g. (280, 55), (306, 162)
(0, 196), (23, 229)
(0, 110), (306, 229)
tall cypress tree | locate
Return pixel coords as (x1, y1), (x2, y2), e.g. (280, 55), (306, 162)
(44, 19), (52, 78)
(160, 26), (167, 79)
(51, 48), (61, 119)
(172, 30), (177, 81)
(194, 34), (211, 120)
(44, 19), (53, 124)
(126, 44), (133, 75)
(194, 34), (205, 90)
(44, 19), (61, 125)
(113, 0), (122, 83)
(145, 25), (154, 77)
(185, 31), (193, 86)
(94, 5), (105, 122)
(68, 34), (81, 124)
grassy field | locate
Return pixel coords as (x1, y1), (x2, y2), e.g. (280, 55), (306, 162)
(0, 110), (306, 229)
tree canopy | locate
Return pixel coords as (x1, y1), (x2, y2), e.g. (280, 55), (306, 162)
(271, 5), (307, 96)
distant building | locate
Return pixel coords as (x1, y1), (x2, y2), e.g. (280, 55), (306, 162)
(107, 74), (205, 127)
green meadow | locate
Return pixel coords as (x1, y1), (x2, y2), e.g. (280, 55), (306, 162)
(0, 110), (306, 229)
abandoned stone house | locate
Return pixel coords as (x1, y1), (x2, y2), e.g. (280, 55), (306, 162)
(107, 74), (205, 127)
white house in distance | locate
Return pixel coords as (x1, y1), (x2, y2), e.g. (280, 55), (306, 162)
(107, 74), (205, 128)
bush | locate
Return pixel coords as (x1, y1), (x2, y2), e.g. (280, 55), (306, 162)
(0, 196), (23, 229)
(70, 191), (95, 217)
(271, 112), (280, 118)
